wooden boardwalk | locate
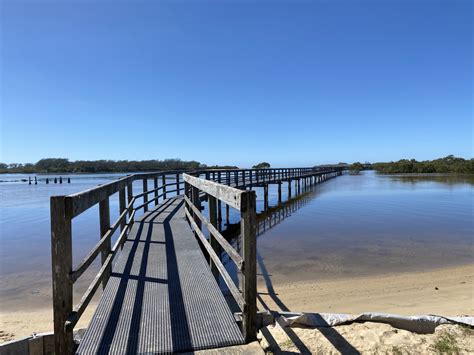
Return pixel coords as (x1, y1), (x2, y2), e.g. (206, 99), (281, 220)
(76, 197), (244, 354)
(50, 167), (344, 354)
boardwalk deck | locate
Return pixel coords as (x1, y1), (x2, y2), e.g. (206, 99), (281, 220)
(76, 197), (244, 354)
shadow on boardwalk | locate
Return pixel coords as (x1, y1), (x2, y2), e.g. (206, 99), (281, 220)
(96, 199), (193, 353)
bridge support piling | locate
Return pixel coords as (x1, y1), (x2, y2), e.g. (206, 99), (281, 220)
(288, 180), (292, 199)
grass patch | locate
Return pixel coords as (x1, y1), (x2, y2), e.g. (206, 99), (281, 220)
(430, 331), (460, 354)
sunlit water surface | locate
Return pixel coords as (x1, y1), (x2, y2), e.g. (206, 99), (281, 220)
(0, 171), (472, 311)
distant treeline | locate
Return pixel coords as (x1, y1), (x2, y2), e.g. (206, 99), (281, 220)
(350, 155), (473, 174)
(0, 158), (238, 173)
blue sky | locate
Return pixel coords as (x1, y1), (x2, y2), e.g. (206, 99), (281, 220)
(1, 0), (472, 167)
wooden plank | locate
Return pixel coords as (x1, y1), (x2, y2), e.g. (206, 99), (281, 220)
(50, 196), (73, 354)
(240, 191), (257, 343)
(183, 174), (243, 210)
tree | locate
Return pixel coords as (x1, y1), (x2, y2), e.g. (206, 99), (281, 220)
(350, 162), (365, 172)
(252, 162), (271, 169)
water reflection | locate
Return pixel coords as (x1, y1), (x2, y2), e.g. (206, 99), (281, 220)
(220, 171), (473, 287)
(385, 173), (474, 186)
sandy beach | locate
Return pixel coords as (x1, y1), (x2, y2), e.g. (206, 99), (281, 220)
(1, 264), (472, 344)
(257, 263), (474, 316)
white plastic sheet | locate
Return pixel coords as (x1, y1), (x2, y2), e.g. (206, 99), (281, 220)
(277, 312), (474, 334)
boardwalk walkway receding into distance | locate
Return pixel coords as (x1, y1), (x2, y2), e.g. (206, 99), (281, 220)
(77, 197), (243, 354)
(50, 167), (345, 354)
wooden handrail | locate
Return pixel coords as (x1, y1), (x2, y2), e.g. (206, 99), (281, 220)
(184, 195), (244, 270)
(183, 173), (244, 210)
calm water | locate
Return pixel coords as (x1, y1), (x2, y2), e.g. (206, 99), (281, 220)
(0, 171), (472, 310)
(252, 171), (473, 284)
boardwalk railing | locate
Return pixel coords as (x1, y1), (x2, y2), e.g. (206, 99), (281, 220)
(51, 165), (345, 353)
(182, 173), (257, 343)
(50, 171), (183, 354)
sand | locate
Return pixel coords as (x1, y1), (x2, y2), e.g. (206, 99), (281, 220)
(257, 264), (474, 316)
(1, 264), (472, 345)
(259, 322), (474, 354)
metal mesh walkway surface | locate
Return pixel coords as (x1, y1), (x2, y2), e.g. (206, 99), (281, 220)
(76, 197), (244, 354)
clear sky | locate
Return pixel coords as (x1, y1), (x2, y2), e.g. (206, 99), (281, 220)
(1, 0), (472, 167)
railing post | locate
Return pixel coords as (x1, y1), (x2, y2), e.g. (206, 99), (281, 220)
(119, 188), (126, 232)
(217, 172), (222, 228)
(142, 178), (148, 212)
(208, 195), (219, 279)
(191, 185), (202, 229)
(162, 174), (167, 200)
(176, 173), (180, 195)
(51, 196), (73, 354)
(241, 190), (257, 343)
(99, 196), (111, 289)
(154, 177), (159, 206)
(127, 180), (133, 217)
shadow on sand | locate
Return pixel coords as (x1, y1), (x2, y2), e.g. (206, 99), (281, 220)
(257, 252), (360, 355)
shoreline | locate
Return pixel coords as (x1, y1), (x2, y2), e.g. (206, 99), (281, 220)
(1, 263), (472, 343)
(257, 263), (474, 316)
